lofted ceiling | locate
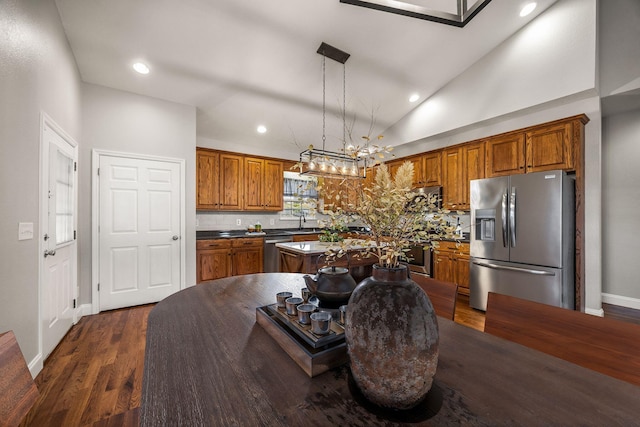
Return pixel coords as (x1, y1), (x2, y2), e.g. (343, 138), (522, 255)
(55, 0), (557, 159)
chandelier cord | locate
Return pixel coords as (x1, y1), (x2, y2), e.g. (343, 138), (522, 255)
(322, 53), (326, 152)
(343, 62), (346, 153)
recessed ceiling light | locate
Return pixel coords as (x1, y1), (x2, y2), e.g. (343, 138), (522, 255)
(257, 125), (267, 134)
(520, 2), (537, 17)
(133, 62), (150, 74)
(409, 93), (420, 103)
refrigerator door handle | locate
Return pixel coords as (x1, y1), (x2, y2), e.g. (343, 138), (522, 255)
(471, 260), (556, 276)
(510, 187), (516, 248)
(501, 189), (508, 247)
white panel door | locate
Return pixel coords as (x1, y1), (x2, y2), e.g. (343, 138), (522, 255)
(98, 155), (182, 311)
(41, 118), (78, 359)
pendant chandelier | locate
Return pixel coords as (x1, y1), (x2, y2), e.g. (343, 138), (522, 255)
(299, 42), (367, 179)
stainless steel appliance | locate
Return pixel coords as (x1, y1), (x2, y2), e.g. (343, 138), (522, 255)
(405, 244), (433, 276)
(469, 170), (574, 311)
(415, 186), (442, 209)
(264, 235), (293, 272)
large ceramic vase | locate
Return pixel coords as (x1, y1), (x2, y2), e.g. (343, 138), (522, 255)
(345, 264), (439, 410)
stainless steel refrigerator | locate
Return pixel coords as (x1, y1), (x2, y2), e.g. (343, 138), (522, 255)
(469, 170), (575, 311)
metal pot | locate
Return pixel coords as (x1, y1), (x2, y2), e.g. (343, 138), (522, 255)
(303, 265), (357, 307)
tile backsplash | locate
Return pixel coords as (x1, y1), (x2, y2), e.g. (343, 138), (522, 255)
(196, 212), (322, 231)
(197, 211), (471, 233)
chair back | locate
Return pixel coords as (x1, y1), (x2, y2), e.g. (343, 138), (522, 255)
(484, 292), (640, 387)
(0, 331), (39, 427)
(411, 274), (458, 320)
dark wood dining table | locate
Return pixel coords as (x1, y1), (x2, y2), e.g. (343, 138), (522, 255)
(141, 273), (640, 426)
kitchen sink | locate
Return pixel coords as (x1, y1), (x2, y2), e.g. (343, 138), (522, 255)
(285, 229), (321, 235)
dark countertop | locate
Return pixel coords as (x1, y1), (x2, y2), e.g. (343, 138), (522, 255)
(196, 227), (370, 240)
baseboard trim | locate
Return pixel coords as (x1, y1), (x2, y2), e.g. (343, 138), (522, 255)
(602, 293), (640, 311)
(28, 353), (43, 378)
(585, 307), (604, 317)
(77, 303), (93, 320)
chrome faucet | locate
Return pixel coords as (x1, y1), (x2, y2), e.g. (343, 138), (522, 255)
(298, 211), (306, 230)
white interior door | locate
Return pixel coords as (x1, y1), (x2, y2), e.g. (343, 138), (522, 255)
(41, 116), (78, 359)
(98, 154), (183, 311)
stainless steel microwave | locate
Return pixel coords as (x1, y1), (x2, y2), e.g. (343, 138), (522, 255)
(414, 186), (442, 209)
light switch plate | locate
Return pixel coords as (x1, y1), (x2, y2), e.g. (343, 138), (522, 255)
(19, 222), (34, 240)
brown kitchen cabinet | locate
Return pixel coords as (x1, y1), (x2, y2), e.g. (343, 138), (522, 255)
(525, 120), (575, 173)
(196, 149), (244, 210)
(442, 141), (485, 210)
(244, 157), (283, 211)
(197, 240), (232, 282)
(485, 132), (526, 177)
(423, 151), (442, 186)
(231, 238), (264, 275)
(196, 238), (263, 283)
(432, 241), (470, 296)
(387, 155), (425, 188)
(486, 115), (586, 178)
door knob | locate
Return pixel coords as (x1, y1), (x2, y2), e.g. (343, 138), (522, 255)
(44, 249), (56, 258)
(172, 235), (179, 240)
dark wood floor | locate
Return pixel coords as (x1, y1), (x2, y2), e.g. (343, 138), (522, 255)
(19, 295), (639, 426)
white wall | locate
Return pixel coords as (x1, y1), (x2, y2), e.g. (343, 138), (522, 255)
(602, 109), (640, 307)
(384, 0), (597, 146)
(0, 0), (82, 367)
(80, 83), (197, 303)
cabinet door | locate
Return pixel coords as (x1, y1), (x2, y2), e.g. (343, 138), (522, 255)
(423, 151), (442, 186)
(486, 133), (525, 177)
(442, 147), (463, 209)
(526, 122), (573, 173)
(197, 249), (232, 282)
(407, 156), (425, 187)
(461, 142), (485, 210)
(263, 160), (283, 210)
(219, 153), (244, 210)
(233, 247), (264, 275)
(244, 157), (264, 211)
(453, 253), (470, 296)
(433, 251), (454, 283)
(196, 150), (219, 209)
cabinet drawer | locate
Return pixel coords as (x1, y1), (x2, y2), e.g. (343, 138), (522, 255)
(197, 239), (231, 250)
(232, 237), (263, 247)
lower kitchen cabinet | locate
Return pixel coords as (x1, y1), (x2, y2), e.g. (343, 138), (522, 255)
(432, 241), (470, 296)
(196, 238), (263, 283)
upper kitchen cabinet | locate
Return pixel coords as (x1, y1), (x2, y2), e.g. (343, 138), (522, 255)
(525, 121), (575, 173)
(422, 151), (442, 186)
(485, 132), (526, 177)
(387, 153), (439, 188)
(442, 141), (485, 210)
(196, 149), (243, 210)
(244, 157), (283, 211)
(387, 155), (424, 188)
(486, 115), (589, 178)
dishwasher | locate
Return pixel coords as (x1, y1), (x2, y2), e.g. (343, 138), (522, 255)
(264, 235), (293, 272)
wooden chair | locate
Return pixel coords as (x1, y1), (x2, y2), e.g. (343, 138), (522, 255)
(0, 331), (39, 427)
(484, 292), (640, 387)
(411, 274), (458, 320)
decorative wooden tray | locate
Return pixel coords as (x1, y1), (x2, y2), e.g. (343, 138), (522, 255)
(264, 304), (344, 348)
(256, 305), (347, 377)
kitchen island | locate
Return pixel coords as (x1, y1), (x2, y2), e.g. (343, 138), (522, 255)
(141, 273), (640, 425)
(276, 240), (376, 282)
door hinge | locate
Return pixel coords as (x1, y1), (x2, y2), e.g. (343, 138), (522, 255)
(97, 283), (100, 291)
(74, 161), (77, 172)
(73, 299), (77, 309)
(74, 230), (77, 240)
(97, 167), (100, 176)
